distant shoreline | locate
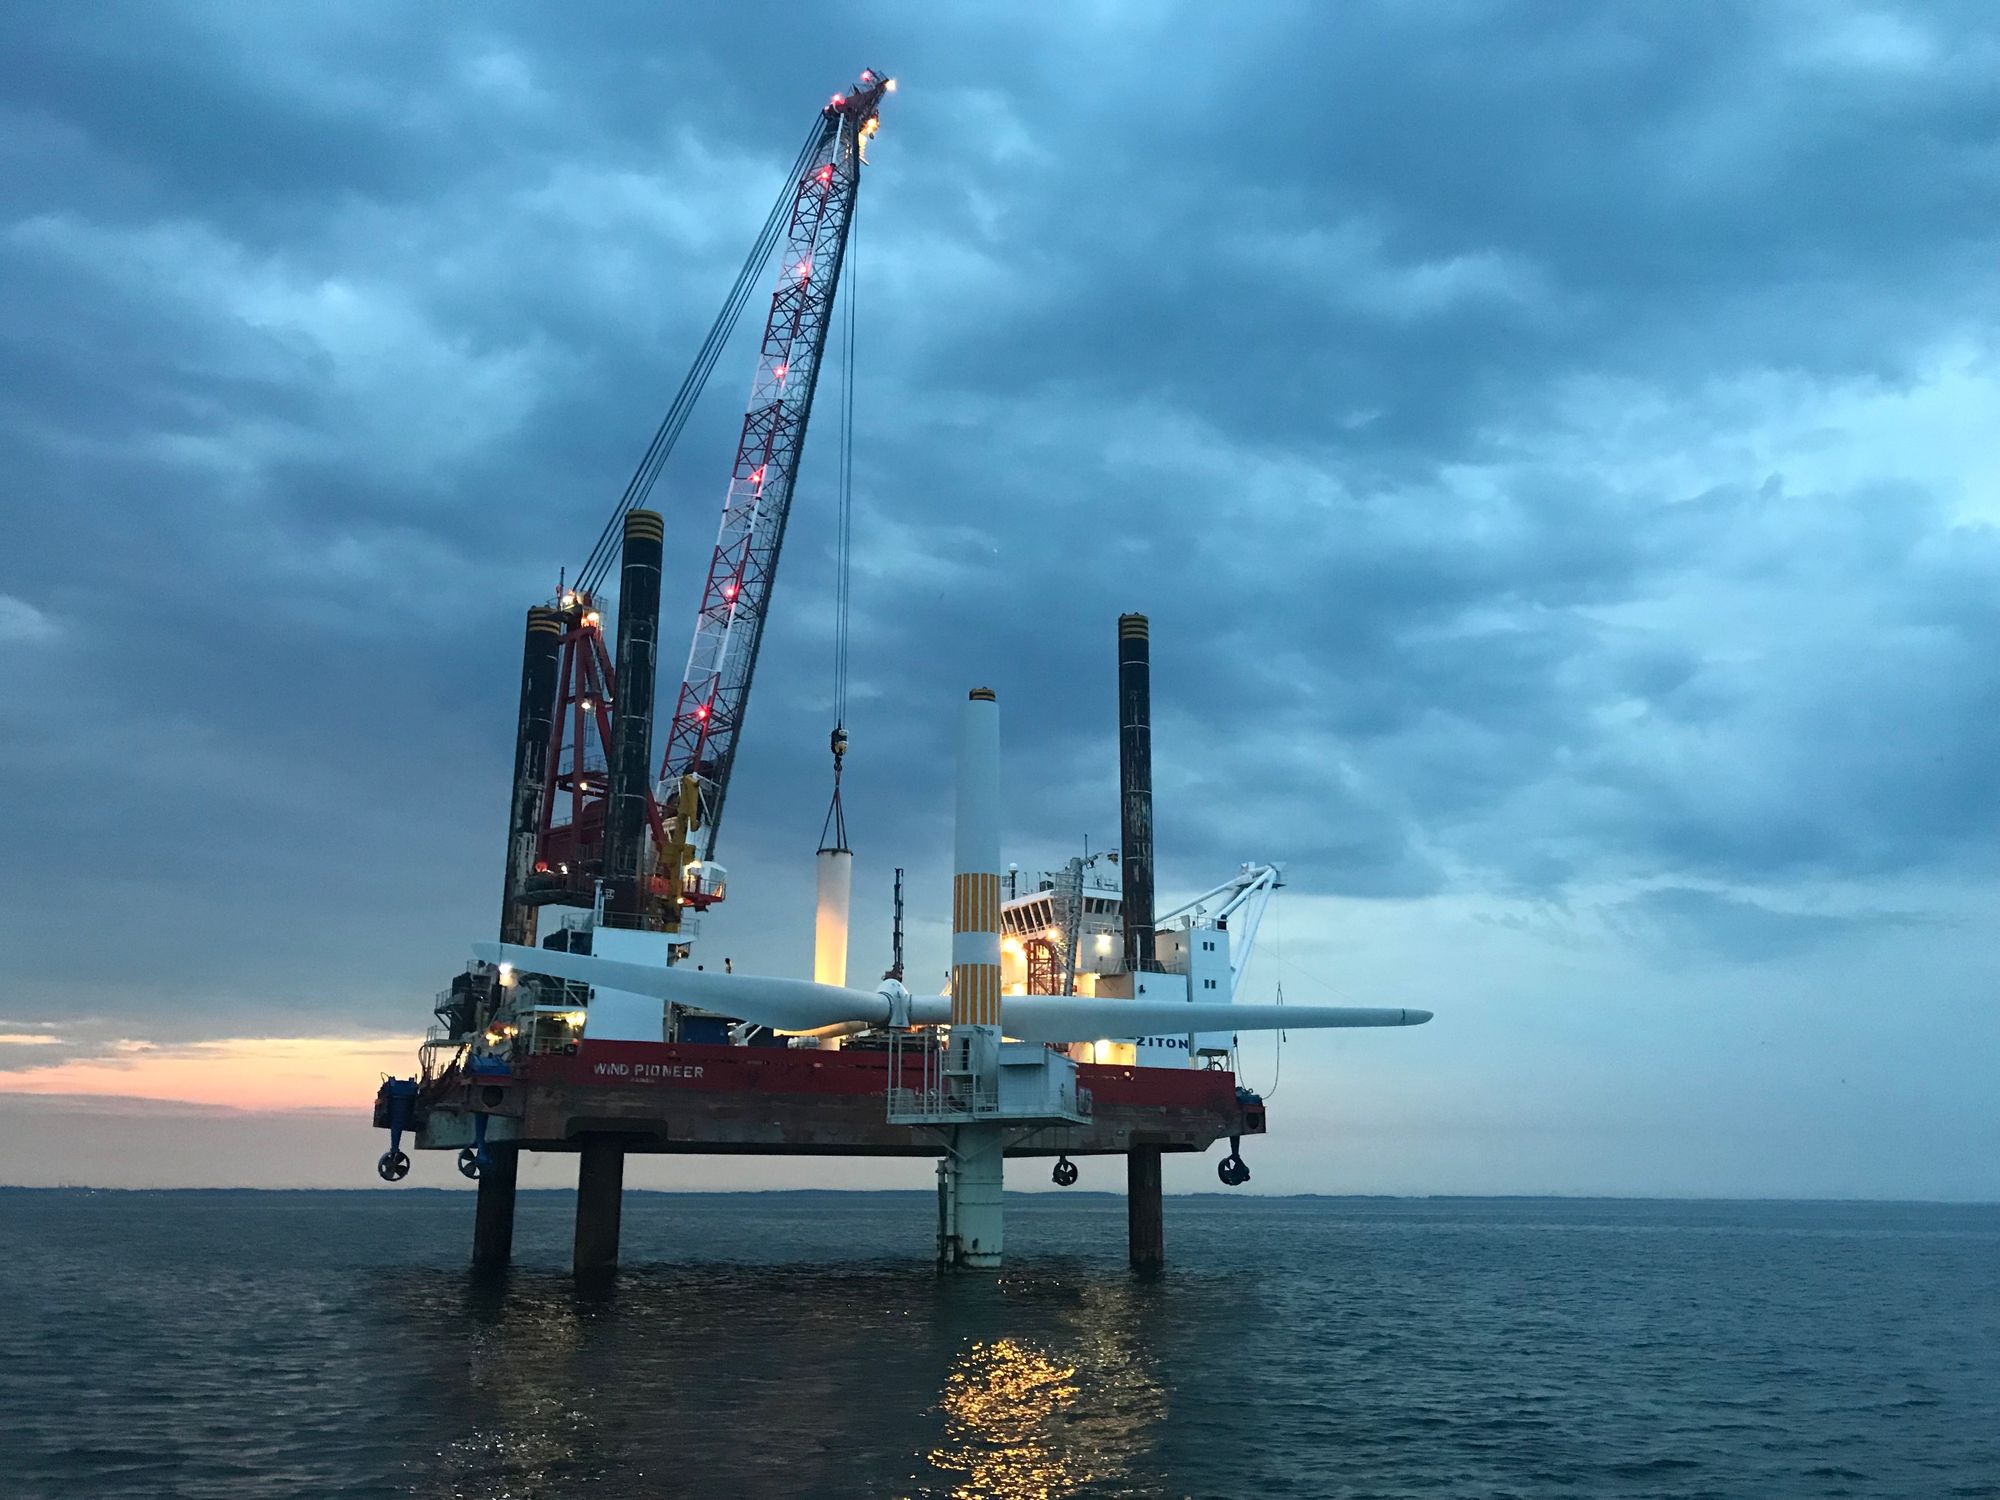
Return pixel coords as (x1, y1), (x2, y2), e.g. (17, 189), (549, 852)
(3, 1185), (1995, 1207)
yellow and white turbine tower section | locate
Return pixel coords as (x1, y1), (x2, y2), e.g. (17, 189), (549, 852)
(940, 686), (1007, 1267)
(949, 688), (1003, 1033)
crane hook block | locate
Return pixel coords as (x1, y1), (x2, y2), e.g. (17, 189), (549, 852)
(830, 726), (848, 759)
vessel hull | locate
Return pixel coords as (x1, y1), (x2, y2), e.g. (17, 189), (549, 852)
(389, 1039), (1264, 1159)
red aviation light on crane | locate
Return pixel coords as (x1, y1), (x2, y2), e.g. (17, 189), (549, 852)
(723, 582), (738, 601)
(696, 703), (711, 721)
(817, 165), (833, 183)
(830, 94), (845, 108)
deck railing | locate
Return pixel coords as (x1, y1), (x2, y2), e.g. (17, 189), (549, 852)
(884, 1029), (1093, 1126)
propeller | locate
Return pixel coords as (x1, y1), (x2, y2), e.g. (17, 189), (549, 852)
(473, 942), (1430, 1042)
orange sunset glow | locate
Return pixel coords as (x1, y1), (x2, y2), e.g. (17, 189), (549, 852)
(0, 1035), (416, 1112)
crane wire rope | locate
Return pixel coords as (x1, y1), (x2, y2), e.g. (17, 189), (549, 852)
(573, 118), (826, 597)
(833, 198), (858, 730)
(1242, 887), (1286, 1100)
(816, 177), (859, 856)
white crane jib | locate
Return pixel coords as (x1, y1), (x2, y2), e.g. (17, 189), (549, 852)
(1153, 861), (1286, 1000)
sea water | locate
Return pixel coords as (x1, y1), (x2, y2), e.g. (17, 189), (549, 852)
(4, 1191), (1995, 1498)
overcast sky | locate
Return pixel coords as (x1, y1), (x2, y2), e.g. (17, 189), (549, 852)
(2, 1), (1996, 1198)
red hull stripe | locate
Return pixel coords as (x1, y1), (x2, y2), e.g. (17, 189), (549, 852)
(531, 1039), (1239, 1109)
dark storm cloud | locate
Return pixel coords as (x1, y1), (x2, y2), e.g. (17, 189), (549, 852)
(4, 0), (2000, 1033)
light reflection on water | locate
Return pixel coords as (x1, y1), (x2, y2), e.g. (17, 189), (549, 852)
(932, 1338), (1087, 1498)
(390, 1262), (1176, 1500)
(434, 1273), (601, 1498)
(923, 1281), (1167, 1498)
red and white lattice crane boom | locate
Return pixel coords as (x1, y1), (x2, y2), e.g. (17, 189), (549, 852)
(654, 69), (889, 900)
(526, 68), (889, 927)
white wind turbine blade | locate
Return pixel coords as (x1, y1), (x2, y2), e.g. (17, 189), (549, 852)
(989, 996), (1430, 1044)
(477, 943), (1428, 1044)
(475, 942), (893, 1035)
